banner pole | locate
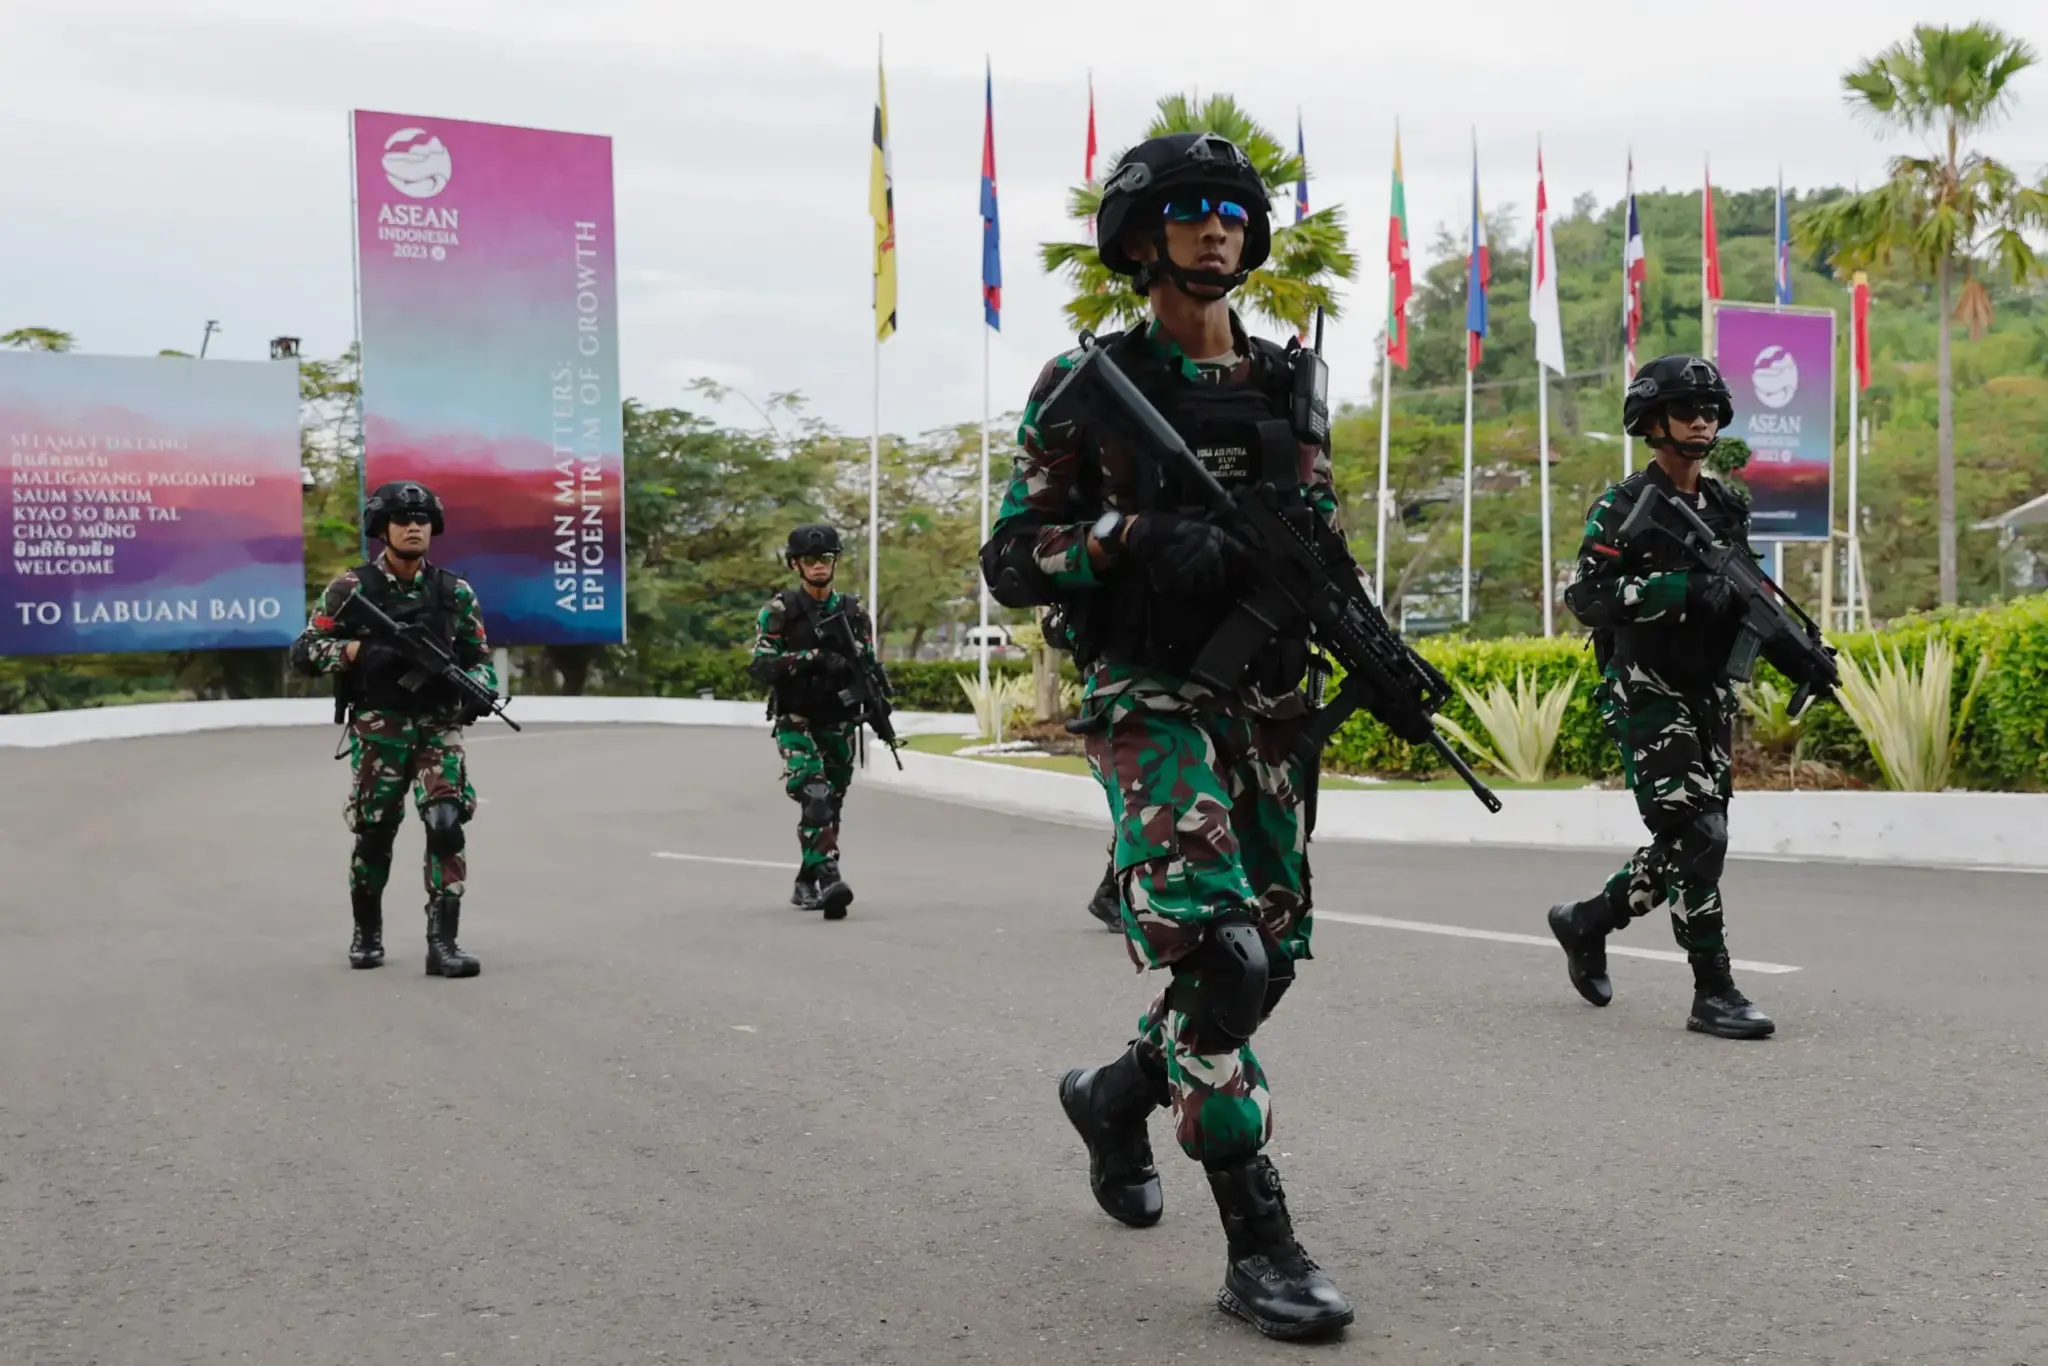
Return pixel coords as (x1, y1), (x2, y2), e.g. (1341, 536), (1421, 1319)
(1847, 287), (1862, 630)
(347, 113), (369, 563)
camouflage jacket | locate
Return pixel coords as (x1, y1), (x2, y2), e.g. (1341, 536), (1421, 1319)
(989, 315), (1346, 716)
(292, 555), (496, 707)
(1563, 462), (1753, 690)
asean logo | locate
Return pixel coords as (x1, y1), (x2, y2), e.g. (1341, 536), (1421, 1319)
(1751, 345), (1799, 410)
(382, 128), (453, 199)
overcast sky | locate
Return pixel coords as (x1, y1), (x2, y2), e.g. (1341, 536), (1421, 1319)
(4, 0), (2045, 438)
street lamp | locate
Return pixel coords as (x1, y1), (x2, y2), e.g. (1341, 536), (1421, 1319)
(199, 320), (220, 358)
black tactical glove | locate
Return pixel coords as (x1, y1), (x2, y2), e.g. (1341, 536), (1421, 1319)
(818, 651), (855, 679)
(1124, 512), (1247, 600)
(351, 638), (406, 676)
(1686, 571), (1740, 621)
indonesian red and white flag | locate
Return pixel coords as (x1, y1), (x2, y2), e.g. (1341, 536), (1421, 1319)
(1530, 143), (1565, 375)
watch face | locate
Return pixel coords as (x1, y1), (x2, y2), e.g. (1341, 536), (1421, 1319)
(1094, 512), (1123, 541)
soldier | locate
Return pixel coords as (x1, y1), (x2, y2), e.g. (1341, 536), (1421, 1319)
(290, 480), (494, 977)
(981, 132), (1355, 1340)
(748, 524), (882, 921)
(1546, 355), (1776, 1039)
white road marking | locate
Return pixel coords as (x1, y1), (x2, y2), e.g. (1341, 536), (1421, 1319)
(653, 851), (800, 871)
(1315, 910), (1802, 974)
(648, 850), (1803, 973)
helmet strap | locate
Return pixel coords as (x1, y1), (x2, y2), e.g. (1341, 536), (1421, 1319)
(1646, 433), (1718, 461)
(1134, 229), (1247, 300)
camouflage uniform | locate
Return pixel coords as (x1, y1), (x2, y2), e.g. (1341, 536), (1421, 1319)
(749, 589), (877, 878)
(991, 317), (1340, 1166)
(293, 556), (495, 903)
(1564, 462), (1751, 956)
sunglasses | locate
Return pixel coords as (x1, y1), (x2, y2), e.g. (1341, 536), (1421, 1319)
(797, 553), (837, 567)
(1162, 197), (1251, 227)
(1664, 400), (1721, 424)
(386, 513), (434, 527)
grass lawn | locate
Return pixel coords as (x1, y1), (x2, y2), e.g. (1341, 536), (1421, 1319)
(903, 734), (1603, 790)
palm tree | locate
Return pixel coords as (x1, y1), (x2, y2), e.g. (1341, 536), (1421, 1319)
(1040, 93), (1356, 336)
(2, 327), (76, 352)
(1793, 23), (2048, 606)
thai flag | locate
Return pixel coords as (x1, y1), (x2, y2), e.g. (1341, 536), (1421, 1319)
(1294, 113), (1309, 224)
(981, 61), (1001, 331)
(1465, 142), (1489, 371)
(1774, 175), (1793, 306)
(1622, 156), (1645, 379)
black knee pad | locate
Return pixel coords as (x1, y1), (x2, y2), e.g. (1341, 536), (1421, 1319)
(1657, 810), (1728, 884)
(354, 824), (399, 864)
(798, 779), (833, 829)
(421, 800), (466, 857)
(1167, 914), (1271, 1054)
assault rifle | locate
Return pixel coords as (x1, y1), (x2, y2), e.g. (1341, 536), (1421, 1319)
(336, 592), (521, 731)
(1038, 331), (1501, 813)
(815, 604), (902, 769)
(1617, 486), (1840, 717)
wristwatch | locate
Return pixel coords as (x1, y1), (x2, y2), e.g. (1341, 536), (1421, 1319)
(1091, 510), (1127, 559)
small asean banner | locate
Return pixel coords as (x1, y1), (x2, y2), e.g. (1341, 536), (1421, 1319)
(1710, 303), (1836, 543)
(1, 352), (303, 656)
(352, 110), (625, 647)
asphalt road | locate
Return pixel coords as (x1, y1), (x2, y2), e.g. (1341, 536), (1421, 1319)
(2, 724), (2042, 1366)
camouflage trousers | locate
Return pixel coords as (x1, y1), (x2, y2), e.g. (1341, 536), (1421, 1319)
(774, 718), (855, 872)
(1599, 669), (1735, 954)
(1086, 690), (1314, 1166)
(345, 708), (476, 901)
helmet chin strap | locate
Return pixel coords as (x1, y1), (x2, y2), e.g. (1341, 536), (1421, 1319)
(1134, 233), (1247, 299)
(1647, 434), (1718, 461)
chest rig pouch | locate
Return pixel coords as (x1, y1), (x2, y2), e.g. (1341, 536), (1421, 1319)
(340, 562), (462, 717)
(1099, 338), (1314, 696)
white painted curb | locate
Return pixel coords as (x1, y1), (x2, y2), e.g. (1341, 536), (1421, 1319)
(0, 696), (978, 749)
(868, 749), (2048, 872)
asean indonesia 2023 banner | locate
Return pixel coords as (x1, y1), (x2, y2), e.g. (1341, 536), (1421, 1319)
(352, 110), (624, 646)
(1712, 304), (1837, 543)
(2, 353), (303, 655)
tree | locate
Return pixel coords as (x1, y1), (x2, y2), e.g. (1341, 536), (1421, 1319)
(1039, 93), (1356, 337)
(1793, 22), (2048, 606)
(2, 327), (75, 352)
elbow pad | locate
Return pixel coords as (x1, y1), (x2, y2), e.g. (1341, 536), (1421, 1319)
(982, 534), (1057, 609)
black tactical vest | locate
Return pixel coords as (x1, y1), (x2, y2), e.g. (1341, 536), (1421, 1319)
(340, 561), (463, 715)
(1596, 473), (1752, 689)
(1093, 329), (1312, 692)
(770, 589), (862, 724)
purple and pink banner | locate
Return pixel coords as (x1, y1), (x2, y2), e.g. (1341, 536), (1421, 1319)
(1712, 303), (1836, 542)
(352, 110), (625, 647)
(1, 352), (302, 655)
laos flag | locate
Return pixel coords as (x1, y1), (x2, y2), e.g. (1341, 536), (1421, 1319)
(981, 61), (1001, 331)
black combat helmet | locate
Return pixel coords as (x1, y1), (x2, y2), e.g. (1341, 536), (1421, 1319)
(784, 523), (842, 565)
(1096, 132), (1271, 295)
(1623, 355), (1735, 439)
(363, 480), (445, 537)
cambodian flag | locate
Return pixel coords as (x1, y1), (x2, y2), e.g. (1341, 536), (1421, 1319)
(1622, 155), (1646, 379)
(981, 61), (1001, 331)
(1294, 113), (1309, 224)
(1465, 140), (1489, 371)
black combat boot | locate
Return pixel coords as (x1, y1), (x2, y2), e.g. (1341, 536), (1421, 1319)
(1687, 949), (1774, 1039)
(813, 857), (853, 921)
(1205, 1155), (1354, 1340)
(1085, 861), (1122, 931)
(348, 888), (385, 969)
(790, 867), (821, 910)
(424, 896), (481, 978)
(1548, 892), (1625, 1007)
(1058, 1042), (1169, 1228)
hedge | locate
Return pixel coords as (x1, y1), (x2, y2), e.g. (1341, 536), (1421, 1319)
(625, 596), (2048, 789)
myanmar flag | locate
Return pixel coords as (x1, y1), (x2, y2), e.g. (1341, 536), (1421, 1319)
(1387, 127), (1412, 370)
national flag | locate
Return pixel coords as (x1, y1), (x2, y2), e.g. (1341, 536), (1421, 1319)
(1529, 142), (1565, 375)
(1465, 137), (1490, 371)
(1852, 271), (1871, 390)
(1386, 125), (1412, 370)
(1775, 174), (1794, 306)
(1084, 73), (1099, 241)
(980, 60), (1001, 331)
(1703, 159), (1722, 302)
(870, 50), (897, 341)
(1294, 112), (1309, 224)
(1622, 155), (1646, 380)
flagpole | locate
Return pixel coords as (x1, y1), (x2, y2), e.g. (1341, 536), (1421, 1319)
(1538, 364), (1552, 637)
(1461, 365), (1474, 624)
(979, 326), (991, 700)
(1376, 336), (1392, 607)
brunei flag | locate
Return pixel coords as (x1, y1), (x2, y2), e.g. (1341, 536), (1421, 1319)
(871, 51), (898, 341)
